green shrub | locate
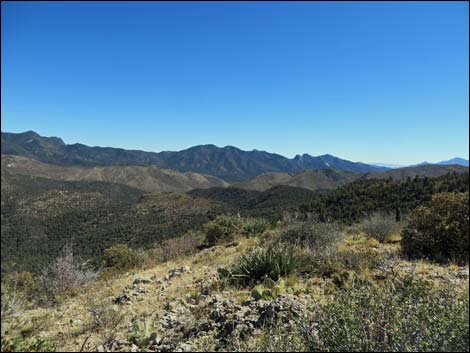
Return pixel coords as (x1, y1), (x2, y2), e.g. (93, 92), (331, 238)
(356, 213), (402, 243)
(204, 215), (242, 246)
(280, 221), (342, 250)
(242, 218), (270, 237)
(309, 275), (469, 352)
(1, 336), (57, 352)
(234, 274), (469, 352)
(102, 244), (142, 270)
(401, 192), (469, 264)
(338, 249), (380, 273)
(220, 244), (299, 285)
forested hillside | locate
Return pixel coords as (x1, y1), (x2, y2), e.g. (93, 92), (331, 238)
(300, 172), (470, 223)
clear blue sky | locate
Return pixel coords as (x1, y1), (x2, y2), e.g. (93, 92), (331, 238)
(2, 1), (468, 164)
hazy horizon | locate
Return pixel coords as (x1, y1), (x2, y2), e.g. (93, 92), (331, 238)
(2, 1), (469, 164)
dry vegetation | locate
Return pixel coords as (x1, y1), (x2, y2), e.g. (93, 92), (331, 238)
(2, 210), (468, 352)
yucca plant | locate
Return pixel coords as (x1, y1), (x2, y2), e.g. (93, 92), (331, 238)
(221, 244), (299, 285)
(241, 218), (270, 237)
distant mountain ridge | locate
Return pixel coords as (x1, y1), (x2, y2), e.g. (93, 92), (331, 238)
(406, 158), (469, 168)
(1, 131), (388, 181)
(4, 154), (466, 195)
(437, 157), (469, 167)
(363, 164), (468, 181)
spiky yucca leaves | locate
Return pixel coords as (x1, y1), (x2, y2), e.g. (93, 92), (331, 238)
(221, 244), (299, 285)
(241, 218), (270, 237)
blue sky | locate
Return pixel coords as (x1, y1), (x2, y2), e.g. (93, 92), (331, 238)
(1, 1), (468, 164)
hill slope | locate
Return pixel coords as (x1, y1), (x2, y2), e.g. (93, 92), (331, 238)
(1, 169), (315, 271)
(237, 169), (361, 192)
(1, 155), (229, 193)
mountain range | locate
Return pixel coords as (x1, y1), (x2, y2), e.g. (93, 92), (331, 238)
(435, 157), (469, 167)
(1, 131), (388, 182)
(2, 153), (468, 195)
(382, 158), (469, 169)
(2, 131), (468, 188)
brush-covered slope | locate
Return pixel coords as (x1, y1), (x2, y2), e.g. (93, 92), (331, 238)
(1, 168), (315, 271)
(237, 169), (361, 192)
(1, 155), (229, 193)
(0, 170), (221, 271)
(293, 153), (385, 173)
(301, 171), (469, 224)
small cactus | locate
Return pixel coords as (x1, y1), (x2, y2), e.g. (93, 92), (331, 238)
(250, 278), (289, 301)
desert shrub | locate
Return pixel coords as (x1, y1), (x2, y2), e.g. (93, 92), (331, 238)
(39, 244), (99, 302)
(309, 274), (469, 352)
(220, 244), (299, 285)
(227, 315), (310, 352)
(4, 272), (40, 299)
(297, 247), (380, 278)
(83, 296), (124, 351)
(401, 192), (469, 264)
(86, 298), (124, 343)
(316, 252), (343, 277)
(102, 244), (142, 270)
(1, 282), (27, 317)
(204, 215), (243, 246)
(338, 249), (380, 273)
(236, 274), (469, 352)
(241, 218), (270, 237)
(149, 231), (203, 264)
(1, 271), (42, 313)
(280, 221), (342, 250)
(356, 213), (402, 243)
(280, 221), (343, 277)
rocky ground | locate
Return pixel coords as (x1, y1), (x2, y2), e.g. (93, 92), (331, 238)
(2, 235), (468, 352)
